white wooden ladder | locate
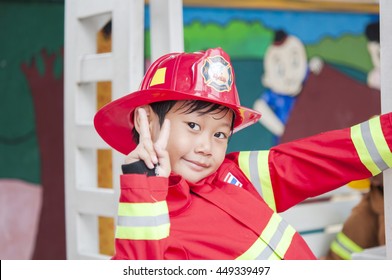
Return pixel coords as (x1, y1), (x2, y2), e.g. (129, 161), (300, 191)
(64, 0), (183, 259)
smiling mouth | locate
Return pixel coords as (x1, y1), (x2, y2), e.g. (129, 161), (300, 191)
(184, 159), (209, 170)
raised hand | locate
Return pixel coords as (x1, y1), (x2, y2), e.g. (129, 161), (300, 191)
(125, 107), (171, 177)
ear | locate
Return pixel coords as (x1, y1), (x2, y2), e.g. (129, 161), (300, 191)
(133, 105), (154, 134)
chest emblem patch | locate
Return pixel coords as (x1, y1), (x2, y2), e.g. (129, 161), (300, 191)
(224, 172), (243, 188)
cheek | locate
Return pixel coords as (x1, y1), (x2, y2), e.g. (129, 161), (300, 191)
(212, 141), (228, 162)
(219, 147), (228, 161)
(166, 128), (189, 157)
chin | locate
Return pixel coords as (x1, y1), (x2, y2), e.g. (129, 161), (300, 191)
(181, 171), (210, 184)
(183, 175), (203, 184)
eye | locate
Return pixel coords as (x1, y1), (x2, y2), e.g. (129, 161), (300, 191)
(188, 122), (201, 131)
(214, 132), (227, 139)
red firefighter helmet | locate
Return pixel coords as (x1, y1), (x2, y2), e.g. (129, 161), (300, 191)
(94, 47), (261, 155)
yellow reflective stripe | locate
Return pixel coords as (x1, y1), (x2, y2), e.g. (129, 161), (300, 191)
(337, 232), (363, 253)
(258, 151), (276, 211)
(116, 201), (170, 240)
(240, 151), (264, 198)
(118, 201), (168, 217)
(115, 223), (170, 240)
(236, 213), (295, 260)
(238, 151), (276, 211)
(262, 212), (280, 243)
(262, 213), (295, 258)
(268, 252), (281, 260)
(236, 238), (268, 260)
(275, 226), (296, 258)
(369, 116), (392, 168)
(238, 151), (251, 179)
(330, 232), (363, 260)
(330, 240), (351, 260)
(351, 124), (380, 175)
(236, 237), (281, 260)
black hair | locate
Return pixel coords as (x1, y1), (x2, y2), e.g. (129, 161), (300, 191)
(132, 100), (235, 144)
(102, 20), (112, 39)
(365, 21), (380, 43)
(274, 29), (288, 45)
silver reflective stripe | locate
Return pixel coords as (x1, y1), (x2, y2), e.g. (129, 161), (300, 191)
(361, 121), (389, 171)
(256, 219), (288, 259)
(117, 214), (170, 227)
(269, 219), (289, 248)
(255, 244), (275, 260)
(334, 237), (354, 256)
(249, 151), (263, 197)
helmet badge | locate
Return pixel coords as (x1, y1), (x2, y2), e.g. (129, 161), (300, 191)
(201, 55), (233, 92)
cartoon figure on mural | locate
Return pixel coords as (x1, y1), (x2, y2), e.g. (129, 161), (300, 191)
(253, 30), (323, 143)
(365, 21), (380, 90)
(254, 26), (381, 145)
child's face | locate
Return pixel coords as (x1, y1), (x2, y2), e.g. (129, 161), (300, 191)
(152, 101), (233, 183)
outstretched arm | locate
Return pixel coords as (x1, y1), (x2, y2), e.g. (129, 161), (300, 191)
(230, 113), (392, 213)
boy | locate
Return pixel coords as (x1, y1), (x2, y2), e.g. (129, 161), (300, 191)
(94, 48), (392, 260)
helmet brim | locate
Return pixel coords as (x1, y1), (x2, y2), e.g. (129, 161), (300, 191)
(94, 88), (261, 155)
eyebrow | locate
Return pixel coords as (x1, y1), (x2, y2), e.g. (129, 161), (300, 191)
(221, 121), (232, 129)
(213, 119), (233, 132)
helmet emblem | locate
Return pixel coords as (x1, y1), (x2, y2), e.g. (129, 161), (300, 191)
(201, 55), (233, 92)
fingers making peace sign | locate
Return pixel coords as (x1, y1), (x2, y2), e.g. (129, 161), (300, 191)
(125, 107), (171, 178)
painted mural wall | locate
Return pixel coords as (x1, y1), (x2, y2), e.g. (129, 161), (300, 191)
(0, 1), (65, 259)
(0, 1), (379, 259)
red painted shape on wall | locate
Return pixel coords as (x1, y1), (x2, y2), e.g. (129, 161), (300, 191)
(280, 64), (381, 143)
(21, 48), (66, 259)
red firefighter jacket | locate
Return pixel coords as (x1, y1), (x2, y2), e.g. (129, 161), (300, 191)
(112, 113), (392, 260)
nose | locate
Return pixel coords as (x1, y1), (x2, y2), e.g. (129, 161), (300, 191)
(194, 133), (212, 155)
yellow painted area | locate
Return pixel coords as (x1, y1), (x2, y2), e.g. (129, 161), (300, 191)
(97, 81), (112, 110)
(347, 178), (371, 191)
(98, 216), (115, 256)
(97, 24), (111, 53)
(97, 149), (112, 189)
(96, 25), (112, 111)
(97, 23), (115, 257)
(150, 67), (167, 86)
(181, 0), (379, 14)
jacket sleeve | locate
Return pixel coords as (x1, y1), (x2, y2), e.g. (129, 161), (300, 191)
(231, 113), (392, 213)
(112, 174), (169, 260)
